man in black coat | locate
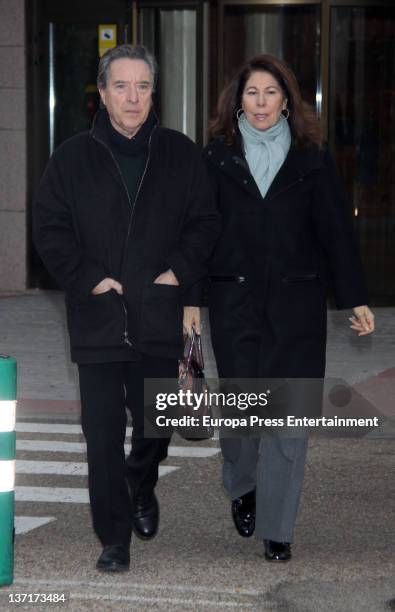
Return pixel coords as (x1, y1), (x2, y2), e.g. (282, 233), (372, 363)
(33, 44), (219, 571)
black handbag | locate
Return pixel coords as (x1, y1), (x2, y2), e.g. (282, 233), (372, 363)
(177, 328), (214, 440)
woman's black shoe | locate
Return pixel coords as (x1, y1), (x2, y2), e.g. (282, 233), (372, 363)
(264, 540), (291, 561)
(96, 544), (130, 572)
(231, 489), (255, 537)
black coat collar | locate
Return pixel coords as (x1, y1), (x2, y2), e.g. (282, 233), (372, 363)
(204, 135), (325, 202)
(89, 108), (159, 188)
(92, 108), (158, 146)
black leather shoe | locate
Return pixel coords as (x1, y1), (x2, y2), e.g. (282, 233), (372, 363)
(132, 492), (159, 540)
(264, 540), (292, 562)
(231, 489), (255, 537)
(96, 544), (130, 572)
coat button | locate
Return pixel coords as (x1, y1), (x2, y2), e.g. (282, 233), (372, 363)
(243, 179), (248, 184)
(207, 150), (212, 155)
(220, 161), (225, 166)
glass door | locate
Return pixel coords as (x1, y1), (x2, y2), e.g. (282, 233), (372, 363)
(49, 23), (105, 154)
(221, 3), (321, 111)
(329, 4), (395, 301)
(138, 2), (203, 143)
(27, 0), (131, 288)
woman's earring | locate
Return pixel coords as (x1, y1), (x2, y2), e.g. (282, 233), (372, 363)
(282, 108), (290, 120)
(236, 108), (244, 120)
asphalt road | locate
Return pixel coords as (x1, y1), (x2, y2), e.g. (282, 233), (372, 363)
(0, 292), (394, 611)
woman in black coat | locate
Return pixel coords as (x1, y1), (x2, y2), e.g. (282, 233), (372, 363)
(204, 55), (375, 561)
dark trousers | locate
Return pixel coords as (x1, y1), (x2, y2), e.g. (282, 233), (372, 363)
(78, 356), (178, 547)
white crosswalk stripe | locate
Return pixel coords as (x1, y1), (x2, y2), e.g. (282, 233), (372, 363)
(16, 422), (133, 436)
(15, 420), (220, 533)
(16, 421), (219, 439)
(15, 516), (56, 535)
(16, 460), (179, 478)
(16, 439), (220, 457)
(16, 486), (89, 503)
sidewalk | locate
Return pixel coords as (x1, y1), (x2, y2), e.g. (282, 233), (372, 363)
(0, 291), (394, 611)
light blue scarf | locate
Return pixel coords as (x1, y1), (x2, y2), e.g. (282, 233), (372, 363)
(239, 113), (291, 198)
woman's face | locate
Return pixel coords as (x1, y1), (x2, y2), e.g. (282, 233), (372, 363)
(241, 70), (287, 131)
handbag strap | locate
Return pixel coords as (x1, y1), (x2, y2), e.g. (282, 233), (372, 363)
(185, 331), (195, 367)
(190, 327), (204, 371)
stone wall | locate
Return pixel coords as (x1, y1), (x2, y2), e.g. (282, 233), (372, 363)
(0, 0), (26, 292)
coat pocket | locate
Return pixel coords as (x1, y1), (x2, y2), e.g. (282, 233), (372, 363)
(282, 272), (320, 284)
(139, 283), (183, 348)
(68, 290), (125, 348)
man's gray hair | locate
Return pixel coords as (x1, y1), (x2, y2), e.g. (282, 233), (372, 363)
(97, 44), (158, 91)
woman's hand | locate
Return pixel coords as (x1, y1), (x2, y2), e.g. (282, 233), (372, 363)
(183, 306), (201, 336)
(349, 305), (375, 336)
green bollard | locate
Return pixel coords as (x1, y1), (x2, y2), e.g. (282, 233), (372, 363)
(0, 355), (17, 586)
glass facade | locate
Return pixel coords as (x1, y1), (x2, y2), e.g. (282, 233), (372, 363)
(329, 5), (395, 300)
(27, 0), (395, 302)
(50, 23), (101, 153)
(223, 5), (321, 109)
(140, 9), (197, 141)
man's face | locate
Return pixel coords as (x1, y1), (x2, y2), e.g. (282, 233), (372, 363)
(99, 58), (153, 138)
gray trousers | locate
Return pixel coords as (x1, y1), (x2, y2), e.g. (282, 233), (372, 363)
(221, 435), (308, 543)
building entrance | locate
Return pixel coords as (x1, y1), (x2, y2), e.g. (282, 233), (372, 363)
(27, 0), (205, 289)
(27, 0), (133, 288)
(27, 1), (395, 302)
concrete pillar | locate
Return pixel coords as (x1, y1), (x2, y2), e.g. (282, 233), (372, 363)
(0, 0), (27, 292)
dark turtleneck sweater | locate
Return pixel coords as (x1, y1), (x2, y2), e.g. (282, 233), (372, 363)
(97, 109), (158, 362)
(105, 108), (157, 204)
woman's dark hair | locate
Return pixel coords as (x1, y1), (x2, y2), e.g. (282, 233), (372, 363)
(209, 54), (323, 148)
